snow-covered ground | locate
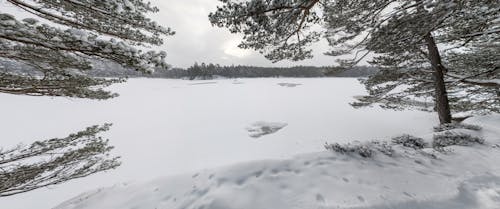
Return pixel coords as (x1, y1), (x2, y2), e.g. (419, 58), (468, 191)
(55, 115), (500, 209)
(1, 78), (444, 209)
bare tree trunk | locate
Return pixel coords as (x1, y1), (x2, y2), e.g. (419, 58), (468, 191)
(424, 32), (452, 124)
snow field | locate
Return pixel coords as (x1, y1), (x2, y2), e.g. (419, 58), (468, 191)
(1, 78), (439, 209)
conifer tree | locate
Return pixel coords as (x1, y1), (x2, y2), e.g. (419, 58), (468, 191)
(210, 0), (499, 123)
(0, 0), (173, 196)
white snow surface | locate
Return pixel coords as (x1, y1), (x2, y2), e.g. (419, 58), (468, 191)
(1, 78), (447, 209)
(55, 114), (500, 209)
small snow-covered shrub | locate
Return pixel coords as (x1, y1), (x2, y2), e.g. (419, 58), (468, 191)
(391, 134), (426, 149)
(325, 141), (394, 158)
(325, 143), (374, 158)
(371, 141), (394, 156)
(434, 123), (482, 132)
(432, 132), (485, 148)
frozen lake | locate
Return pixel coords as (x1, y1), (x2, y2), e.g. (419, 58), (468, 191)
(0, 78), (437, 209)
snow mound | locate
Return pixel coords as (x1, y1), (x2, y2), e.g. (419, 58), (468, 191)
(246, 121), (288, 138)
(351, 174), (500, 209)
(54, 149), (500, 209)
(54, 115), (500, 209)
(277, 83), (302, 87)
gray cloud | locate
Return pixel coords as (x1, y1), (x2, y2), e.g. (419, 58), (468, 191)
(149, 0), (346, 68)
(1, 0), (360, 68)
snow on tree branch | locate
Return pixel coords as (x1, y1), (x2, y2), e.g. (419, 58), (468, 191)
(0, 0), (174, 99)
(209, 0), (323, 62)
(0, 124), (120, 197)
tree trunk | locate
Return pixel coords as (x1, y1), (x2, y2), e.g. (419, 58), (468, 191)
(424, 32), (452, 124)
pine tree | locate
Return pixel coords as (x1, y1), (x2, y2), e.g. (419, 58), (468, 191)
(188, 62), (202, 80)
(1, 0), (174, 98)
(209, 0), (499, 124)
(0, 124), (119, 197)
(0, 0), (172, 196)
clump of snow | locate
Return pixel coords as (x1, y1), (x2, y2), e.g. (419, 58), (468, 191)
(277, 83), (302, 87)
(0, 19), (16, 26)
(246, 121), (288, 138)
(22, 18), (38, 25)
(67, 28), (89, 42)
(0, 13), (16, 27)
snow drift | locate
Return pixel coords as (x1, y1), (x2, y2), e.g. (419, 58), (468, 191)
(55, 115), (500, 209)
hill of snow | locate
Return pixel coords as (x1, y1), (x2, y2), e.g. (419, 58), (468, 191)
(54, 115), (500, 209)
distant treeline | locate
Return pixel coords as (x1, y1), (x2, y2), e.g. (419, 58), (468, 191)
(90, 62), (378, 79)
(185, 63), (326, 79)
(1, 59), (378, 79)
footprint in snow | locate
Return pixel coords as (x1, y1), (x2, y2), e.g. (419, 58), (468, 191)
(316, 194), (326, 203)
(208, 174), (215, 179)
(254, 170), (263, 178)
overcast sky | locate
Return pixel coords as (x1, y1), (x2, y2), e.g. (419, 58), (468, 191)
(148, 0), (344, 68)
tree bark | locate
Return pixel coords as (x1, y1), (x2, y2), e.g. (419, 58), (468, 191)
(424, 32), (452, 124)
